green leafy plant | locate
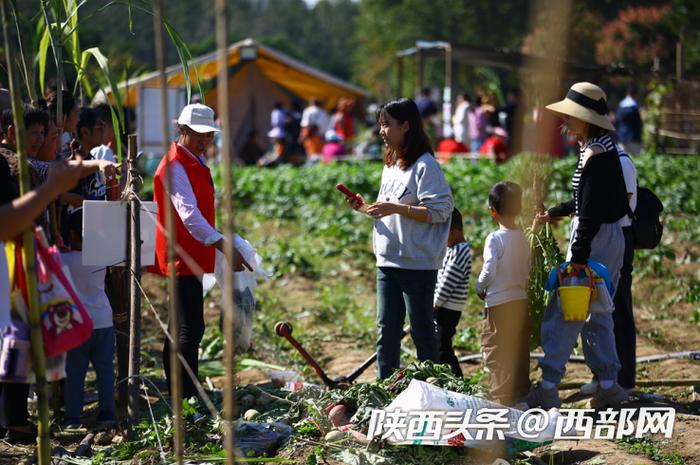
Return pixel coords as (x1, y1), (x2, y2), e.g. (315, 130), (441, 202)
(527, 223), (564, 350)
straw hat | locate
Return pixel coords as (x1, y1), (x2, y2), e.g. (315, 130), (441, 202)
(546, 82), (615, 131)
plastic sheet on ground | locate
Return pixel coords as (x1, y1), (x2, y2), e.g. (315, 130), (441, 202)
(376, 380), (560, 453)
(335, 449), (394, 465)
(235, 420), (294, 457)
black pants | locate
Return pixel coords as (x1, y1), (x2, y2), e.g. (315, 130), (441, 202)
(435, 307), (463, 377)
(0, 382), (29, 428)
(163, 275), (205, 399)
(613, 226), (636, 389)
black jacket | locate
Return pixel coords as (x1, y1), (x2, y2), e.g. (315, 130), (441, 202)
(548, 149), (628, 264)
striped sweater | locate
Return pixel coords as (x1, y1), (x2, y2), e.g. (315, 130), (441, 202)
(433, 242), (472, 311)
(572, 134), (616, 214)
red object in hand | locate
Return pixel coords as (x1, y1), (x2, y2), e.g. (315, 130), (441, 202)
(336, 183), (363, 204)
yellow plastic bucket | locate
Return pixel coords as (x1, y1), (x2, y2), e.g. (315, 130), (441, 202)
(559, 285), (592, 321)
(556, 265), (594, 321)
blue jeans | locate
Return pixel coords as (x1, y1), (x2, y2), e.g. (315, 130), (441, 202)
(376, 267), (438, 379)
(64, 327), (115, 422)
(539, 219), (623, 384)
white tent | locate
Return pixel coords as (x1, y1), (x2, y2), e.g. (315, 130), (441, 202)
(97, 38), (367, 155)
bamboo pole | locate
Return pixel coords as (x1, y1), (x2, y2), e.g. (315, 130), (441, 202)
(215, 1), (236, 462)
(126, 134), (142, 435)
(153, 1), (183, 462)
(0, 2), (50, 463)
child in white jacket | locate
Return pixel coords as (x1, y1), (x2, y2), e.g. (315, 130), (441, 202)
(475, 182), (531, 405)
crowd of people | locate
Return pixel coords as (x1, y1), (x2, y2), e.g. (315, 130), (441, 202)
(0, 79), (642, 445)
(242, 97), (364, 167)
(346, 82), (639, 410)
(240, 84), (643, 170)
(0, 89), (120, 442)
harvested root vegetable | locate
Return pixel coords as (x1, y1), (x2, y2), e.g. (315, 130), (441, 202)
(244, 409), (261, 421)
(324, 430), (348, 442)
(328, 404), (350, 428)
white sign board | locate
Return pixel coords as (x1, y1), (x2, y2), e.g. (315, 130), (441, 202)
(82, 200), (158, 267)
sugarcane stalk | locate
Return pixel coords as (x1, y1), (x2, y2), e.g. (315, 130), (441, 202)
(215, 0), (236, 462)
(153, 0), (183, 462)
(0, 2), (50, 463)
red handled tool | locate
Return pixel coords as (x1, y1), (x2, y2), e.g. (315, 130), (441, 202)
(275, 321), (410, 388)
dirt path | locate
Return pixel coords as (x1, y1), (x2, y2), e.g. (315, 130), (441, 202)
(294, 312), (700, 464)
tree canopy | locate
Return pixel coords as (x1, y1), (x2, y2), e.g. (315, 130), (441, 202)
(4, 0), (700, 101)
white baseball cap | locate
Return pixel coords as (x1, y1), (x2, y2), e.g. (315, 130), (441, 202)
(177, 103), (220, 134)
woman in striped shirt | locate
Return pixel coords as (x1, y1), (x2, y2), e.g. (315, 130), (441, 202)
(526, 82), (629, 411)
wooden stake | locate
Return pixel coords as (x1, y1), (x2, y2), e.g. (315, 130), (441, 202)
(105, 139), (129, 420)
(0, 2), (50, 463)
(126, 134), (142, 435)
(215, 1), (236, 462)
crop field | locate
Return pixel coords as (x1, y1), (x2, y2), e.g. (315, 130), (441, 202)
(2, 153), (699, 465)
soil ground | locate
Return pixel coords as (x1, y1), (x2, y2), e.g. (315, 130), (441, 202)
(1, 245), (698, 464)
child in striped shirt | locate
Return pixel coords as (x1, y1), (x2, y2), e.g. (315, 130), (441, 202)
(475, 182), (531, 405)
(433, 208), (472, 377)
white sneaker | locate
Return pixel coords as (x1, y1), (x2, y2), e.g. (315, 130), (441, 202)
(580, 379), (599, 395)
(590, 383), (630, 409)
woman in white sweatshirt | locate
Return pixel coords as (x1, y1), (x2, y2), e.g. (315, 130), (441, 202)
(347, 98), (453, 379)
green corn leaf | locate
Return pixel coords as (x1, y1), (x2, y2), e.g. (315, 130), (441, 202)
(87, 0), (204, 104)
(78, 47), (125, 128)
(58, 0), (88, 38)
(77, 47), (126, 163)
(162, 17), (204, 104)
(38, 21), (50, 97)
(63, 0), (83, 64)
(127, 0), (133, 33)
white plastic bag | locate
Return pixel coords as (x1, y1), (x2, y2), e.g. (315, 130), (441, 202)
(376, 380), (560, 449)
(203, 235), (268, 351)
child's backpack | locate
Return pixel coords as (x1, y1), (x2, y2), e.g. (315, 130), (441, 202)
(619, 153), (664, 249)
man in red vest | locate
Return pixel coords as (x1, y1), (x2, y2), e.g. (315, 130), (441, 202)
(153, 103), (249, 398)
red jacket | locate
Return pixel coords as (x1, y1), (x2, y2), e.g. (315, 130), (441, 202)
(152, 142), (216, 276)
